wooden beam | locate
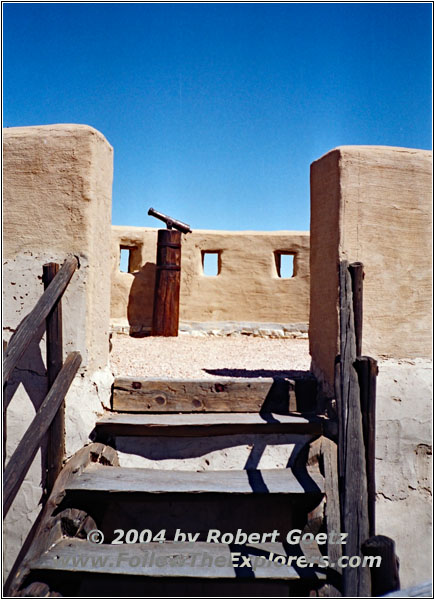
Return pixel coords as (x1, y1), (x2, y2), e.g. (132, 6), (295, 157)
(337, 261), (370, 597)
(3, 256), (78, 385)
(355, 356), (378, 537)
(152, 229), (182, 336)
(3, 352), (82, 517)
(112, 377), (297, 413)
(43, 263), (65, 496)
(348, 262), (364, 357)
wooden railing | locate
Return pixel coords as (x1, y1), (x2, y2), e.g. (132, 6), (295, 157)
(336, 260), (399, 597)
(3, 257), (82, 517)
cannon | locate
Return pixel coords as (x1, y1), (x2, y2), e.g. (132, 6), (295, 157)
(148, 207), (192, 234)
(148, 207), (192, 336)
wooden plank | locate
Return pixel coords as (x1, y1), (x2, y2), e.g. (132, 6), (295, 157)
(320, 437), (342, 596)
(30, 538), (327, 580)
(3, 352), (82, 518)
(6, 443), (119, 596)
(96, 412), (326, 439)
(112, 377), (296, 413)
(3, 256), (78, 385)
(43, 263), (65, 496)
(338, 260), (370, 596)
(355, 356), (378, 537)
(66, 464), (325, 495)
(348, 262), (364, 357)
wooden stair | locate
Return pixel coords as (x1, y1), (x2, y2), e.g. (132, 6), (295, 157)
(65, 463), (325, 495)
(95, 411), (331, 438)
(7, 376), (342, 597)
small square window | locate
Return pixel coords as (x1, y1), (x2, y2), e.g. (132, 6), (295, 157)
(275, 252), (295, 278)
(202, 251), (221, 276)
(119, 246), (139, 273)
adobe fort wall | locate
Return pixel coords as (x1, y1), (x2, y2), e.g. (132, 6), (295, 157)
(111, 227), (310, 335)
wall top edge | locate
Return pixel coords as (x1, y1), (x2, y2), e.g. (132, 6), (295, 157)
(111, 225), (310, 236)
(3, 123), (112, 148)
(311, 144), (432, 167)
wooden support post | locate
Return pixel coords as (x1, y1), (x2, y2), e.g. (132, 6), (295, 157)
(43, 263), (64, 495)
(152, 229), (182, 336)
(338, 261), (371, 597)
(349, 262), (364, 357)
(362, 535), (400, 596)
(355, 356), (378, 538)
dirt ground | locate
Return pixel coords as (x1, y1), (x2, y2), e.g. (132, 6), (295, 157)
(110, 335), (311, 379)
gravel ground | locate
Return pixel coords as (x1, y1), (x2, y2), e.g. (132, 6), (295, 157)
(110, 335), (311, 379)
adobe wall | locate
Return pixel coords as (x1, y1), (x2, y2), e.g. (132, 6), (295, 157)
(3, 124), (113, 578)
(309, 146), (432, 587)
(111, 228), (310, 334)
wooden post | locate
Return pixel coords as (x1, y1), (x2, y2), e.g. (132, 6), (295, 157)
(349, 262), (364, 357)
(337, 261), (371, 597)
(152, 229), (182, 336)
(42, 263), (64, 495)
(355, 356), (378, 538)
(362, 535), (400, 596)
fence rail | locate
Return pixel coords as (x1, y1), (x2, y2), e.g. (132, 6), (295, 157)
(3, 257), (81, 517)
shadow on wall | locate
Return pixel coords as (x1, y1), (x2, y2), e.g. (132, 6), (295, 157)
(127, 262), (156, 336)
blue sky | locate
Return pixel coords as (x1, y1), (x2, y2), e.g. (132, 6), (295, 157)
(3, 3), (432, 231)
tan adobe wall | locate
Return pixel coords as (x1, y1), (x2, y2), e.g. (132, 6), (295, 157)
(3, 124), (114, 579)
(111, 228), (310, 332)
(310, 145), (432, 393)
(309, 145), (432, 587)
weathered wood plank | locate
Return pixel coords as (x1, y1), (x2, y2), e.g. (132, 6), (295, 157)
(112, 377), (297, 413)
(43, 262), (65, 496)
(3, 256), (78, 385)
(321, 436), (342, 596)
(338, 260), (370, 597)
(66, 464), (325, 495)
(348, 262), (364, 357)
(355, 356), (378, 537)
(6, 443), (119, 596)
(30, 538), (327, 580)
(3, 352), (82, 518)
(96, 412), (325, 439)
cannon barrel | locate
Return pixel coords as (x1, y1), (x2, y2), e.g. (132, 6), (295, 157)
(148, 207), (192, 234)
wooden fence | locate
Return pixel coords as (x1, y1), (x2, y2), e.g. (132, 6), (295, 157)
(3, 257), (82, 517)
(337, 260), (399, 597)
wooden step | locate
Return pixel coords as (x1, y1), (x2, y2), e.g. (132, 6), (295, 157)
(96, 412), (327, 439)
(65, 464), (324, 495)
(29, 538), (327, 580)
(112, 376), (317, 413)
